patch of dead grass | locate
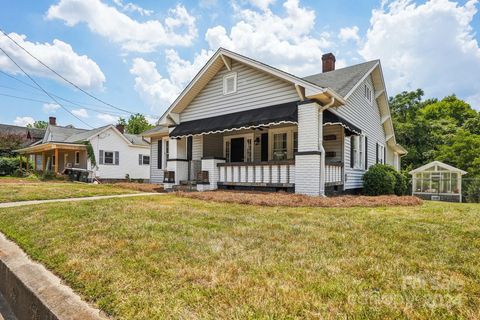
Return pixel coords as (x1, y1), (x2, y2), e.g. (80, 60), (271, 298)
(177, 190), (422, 207)
(110, 182), (164, 193)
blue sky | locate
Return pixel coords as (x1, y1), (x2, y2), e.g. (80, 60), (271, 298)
(0, 0), (479, 129)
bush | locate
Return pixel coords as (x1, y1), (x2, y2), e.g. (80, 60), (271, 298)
(464, 179), (480, 203)
(363, 164), (409, 196)
(0, 156), (32, 176)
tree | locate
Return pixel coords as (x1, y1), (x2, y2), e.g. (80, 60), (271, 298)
(0, 132), (27, 157)
(436, 130), (480, 177)
(117, 114), (154, 134)
(27, 120), (48, 129)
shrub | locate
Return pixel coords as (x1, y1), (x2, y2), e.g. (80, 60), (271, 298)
(0, 156), (32, 176)
(464, 179), (480, 203)
(362, 164), (397, 196)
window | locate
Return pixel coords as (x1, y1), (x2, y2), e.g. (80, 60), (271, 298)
(293, 131), (298, 154)
(139, 154), (150, 165)
(351, 135), (365, 169)
(165, 140), (169, 160)
(104, 151), (114, 164)
(225, 141), (230, 162)
(273, 133), (288, 161)
(246, 138), (252, 162)
(364, 83), (373, 104)
(75, 151), (80, 165)
(223, 72), (237, 95)
(376, 143), (385, 164)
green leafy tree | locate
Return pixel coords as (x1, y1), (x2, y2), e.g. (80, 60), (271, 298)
(27, 120), (48, 129)
(436, 130), (480, 177)
(117, 114), (154, 134)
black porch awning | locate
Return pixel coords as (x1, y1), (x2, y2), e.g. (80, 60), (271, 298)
(170, 101), (361, 138)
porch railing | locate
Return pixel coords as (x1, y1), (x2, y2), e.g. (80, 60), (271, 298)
(216, 161), (343, 186)
(325, 162), (343, 185)
(217, 160), (295, 186)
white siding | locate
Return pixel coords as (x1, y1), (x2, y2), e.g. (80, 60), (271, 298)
(181, 61), (299, 122)
(323, 125), (343, 162)
(336, 75), (387, 190)
(88, 127), (150, 180)
(150, 138), (164, 184)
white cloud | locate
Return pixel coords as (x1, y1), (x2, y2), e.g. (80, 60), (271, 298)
(145, 115), (158, 125)
(359, 0), (480, 108)
(0, 32), (105, 90)
(129, 49), (213, 112)
(42, 103), (60, 113)
(204, 0), (331, 75)
(339, 26), (360, 43)
(248, 0), (276, 11)
(97, 113), (118, 123)
(47, 0), (197, 52)
(71, 108), (89, 118)
(13, 116), (35, 127)
(112, 0), (153, 16)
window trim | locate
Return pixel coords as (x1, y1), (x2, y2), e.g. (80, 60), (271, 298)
(351, 135), (365, 169)
(268, 126), (297, 161)
(364, 82), (373, 105)
(103, 150), (115, 165)
(223, 133), (254, 162)
(162, 137), (169, 169)
(75, 151), (80, 165)
(139, 154), (150, 165)
(222, 72), (237, 95)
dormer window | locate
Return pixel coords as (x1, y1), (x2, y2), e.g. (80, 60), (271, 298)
(364, 83), (373, 105)
(223, 72), (237, 95)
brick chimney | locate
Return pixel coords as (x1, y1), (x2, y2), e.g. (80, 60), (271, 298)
(116, 124), (125, 134)
(322, 53), (336, 73)
(49, 116), (56, 126)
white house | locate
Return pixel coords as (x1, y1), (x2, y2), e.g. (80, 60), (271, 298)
(17, 117), (150, 181)
(409, 161), (467, 202)
(143, 48), (406, 195)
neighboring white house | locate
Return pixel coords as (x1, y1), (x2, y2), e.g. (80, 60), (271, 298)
(143, 48), (407, 196)
(17, 117), (150, 181)
(409, 161), (467, 202)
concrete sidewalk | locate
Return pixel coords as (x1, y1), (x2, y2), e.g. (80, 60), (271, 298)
(0, 192), (164, 208)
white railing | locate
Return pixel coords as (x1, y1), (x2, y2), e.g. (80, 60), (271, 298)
(325, 162), (343, 184)
(217, 161), (295, 185)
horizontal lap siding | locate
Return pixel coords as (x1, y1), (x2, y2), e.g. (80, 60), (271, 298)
(150, 138), (164, 184)
(336, 76), (387, 190)
(323, 125), (343, 162)
(181, 61), (299, 122)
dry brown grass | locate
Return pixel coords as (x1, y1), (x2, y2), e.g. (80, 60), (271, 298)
(111, 182), (164, 193)
(177, 190), (422, 207)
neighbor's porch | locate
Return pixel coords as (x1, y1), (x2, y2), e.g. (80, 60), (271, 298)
(16, 142), (88, 175)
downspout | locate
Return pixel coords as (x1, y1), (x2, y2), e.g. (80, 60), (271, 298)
(318, 97), (335, 196)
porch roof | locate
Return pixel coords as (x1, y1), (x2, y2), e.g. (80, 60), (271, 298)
(170, 102), (362, 138)
(15, 142), (86, 154)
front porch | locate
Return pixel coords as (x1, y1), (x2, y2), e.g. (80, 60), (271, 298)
(16, 142), (88, 176)
(157, 101), (361, 195)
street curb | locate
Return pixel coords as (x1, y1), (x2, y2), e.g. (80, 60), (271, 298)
(0, 233), (108, 320)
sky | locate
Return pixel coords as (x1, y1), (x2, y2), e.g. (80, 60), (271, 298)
(0, 0), (479, 129)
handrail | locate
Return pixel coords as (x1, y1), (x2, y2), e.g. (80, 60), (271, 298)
(217, 160), (295, 167)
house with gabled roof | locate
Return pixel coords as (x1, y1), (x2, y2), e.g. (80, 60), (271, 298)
(16, 117), (150, 180)
(143, 48), (406, 195)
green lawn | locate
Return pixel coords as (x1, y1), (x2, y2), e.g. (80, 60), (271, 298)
(0, 195), (479, 319)
(0, 179), (139, 202)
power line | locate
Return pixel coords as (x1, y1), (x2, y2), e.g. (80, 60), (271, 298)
(0, 29), (155, 117)
(0, 46), (93, 128)
(0, 92), (128, 117)
(0, 70), (133, 115)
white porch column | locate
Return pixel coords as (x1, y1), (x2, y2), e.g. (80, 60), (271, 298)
(166, 127), (188, 185)
(295, 101), (324, 196)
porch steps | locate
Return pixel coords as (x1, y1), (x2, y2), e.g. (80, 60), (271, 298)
(172, 180), (198, 192)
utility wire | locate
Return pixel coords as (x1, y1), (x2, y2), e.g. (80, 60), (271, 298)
(0, 92), (128, 117)
(0, 46), (93, 128)
(0, 69), (131, 114)
(1, 29), (155, 117)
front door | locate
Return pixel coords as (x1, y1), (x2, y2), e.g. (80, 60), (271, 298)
(230, 138), (245, 162)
